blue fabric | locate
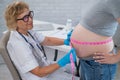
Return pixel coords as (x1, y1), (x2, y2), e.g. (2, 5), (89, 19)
(64, 30), (73, 45)
(79, 59), (117, 80)
(57, 48), (76, 67)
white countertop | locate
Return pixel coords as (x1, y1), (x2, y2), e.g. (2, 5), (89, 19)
(33, 20), (71, 52)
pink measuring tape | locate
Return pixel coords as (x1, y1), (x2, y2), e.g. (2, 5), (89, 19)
(70, 43), (75, 80)
(71, 38), (112, 45)
(70, 53), (75, 80)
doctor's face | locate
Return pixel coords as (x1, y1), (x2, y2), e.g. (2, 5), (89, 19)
(16, 8), (33, 32)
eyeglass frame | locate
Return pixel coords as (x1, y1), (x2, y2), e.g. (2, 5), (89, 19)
(17, 11), (34, 22)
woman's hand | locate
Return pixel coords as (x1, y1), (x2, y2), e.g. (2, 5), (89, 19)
(93, 52), (119, 64)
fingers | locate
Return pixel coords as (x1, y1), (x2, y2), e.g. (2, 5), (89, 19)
(93, 53), (105, 60)
(93, 53), (107, 64)
(93, 56), (105, 60)
(95, 59), (107, 64)
(94, 52), (104, 56)
(93, 52), (117, 64)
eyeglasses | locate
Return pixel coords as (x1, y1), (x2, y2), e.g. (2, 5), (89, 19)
(17, 11), (34, 22)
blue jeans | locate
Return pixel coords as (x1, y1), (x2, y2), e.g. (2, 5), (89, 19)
(79, 59), (117, 80)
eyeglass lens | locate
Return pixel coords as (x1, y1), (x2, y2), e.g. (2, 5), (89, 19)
(23, 11), (34, 22)
(17, 11), (34, 22)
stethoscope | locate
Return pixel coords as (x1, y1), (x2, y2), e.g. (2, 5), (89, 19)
(18, 31), (47, 58)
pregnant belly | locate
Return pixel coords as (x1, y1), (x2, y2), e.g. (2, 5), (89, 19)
(71, 24), (114, 58)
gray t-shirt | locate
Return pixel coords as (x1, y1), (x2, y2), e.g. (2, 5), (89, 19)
(113, 25), (120, 48)
(80, 0), (120, 37)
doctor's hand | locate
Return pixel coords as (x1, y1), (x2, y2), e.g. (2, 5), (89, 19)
(93, 52), (119, 64)
(64, 30), (73, 46)
(57, 48), (76, 67)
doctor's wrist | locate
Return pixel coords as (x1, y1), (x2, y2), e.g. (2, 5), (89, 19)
(64, 39), (70, 45)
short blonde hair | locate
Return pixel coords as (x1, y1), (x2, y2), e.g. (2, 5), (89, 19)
(4, 1), (29, 30)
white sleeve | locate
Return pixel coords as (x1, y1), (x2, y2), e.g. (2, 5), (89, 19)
(29, 30), (45, 43)
(34, 32), (45, 43)
(7, 41), (39, 74)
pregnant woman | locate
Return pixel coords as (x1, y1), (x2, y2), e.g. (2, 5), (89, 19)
(71, 0), (120, 80)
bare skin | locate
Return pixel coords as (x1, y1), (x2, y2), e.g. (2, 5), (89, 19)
(71, 24), (113, 58)
(93, 18), (120, 64)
